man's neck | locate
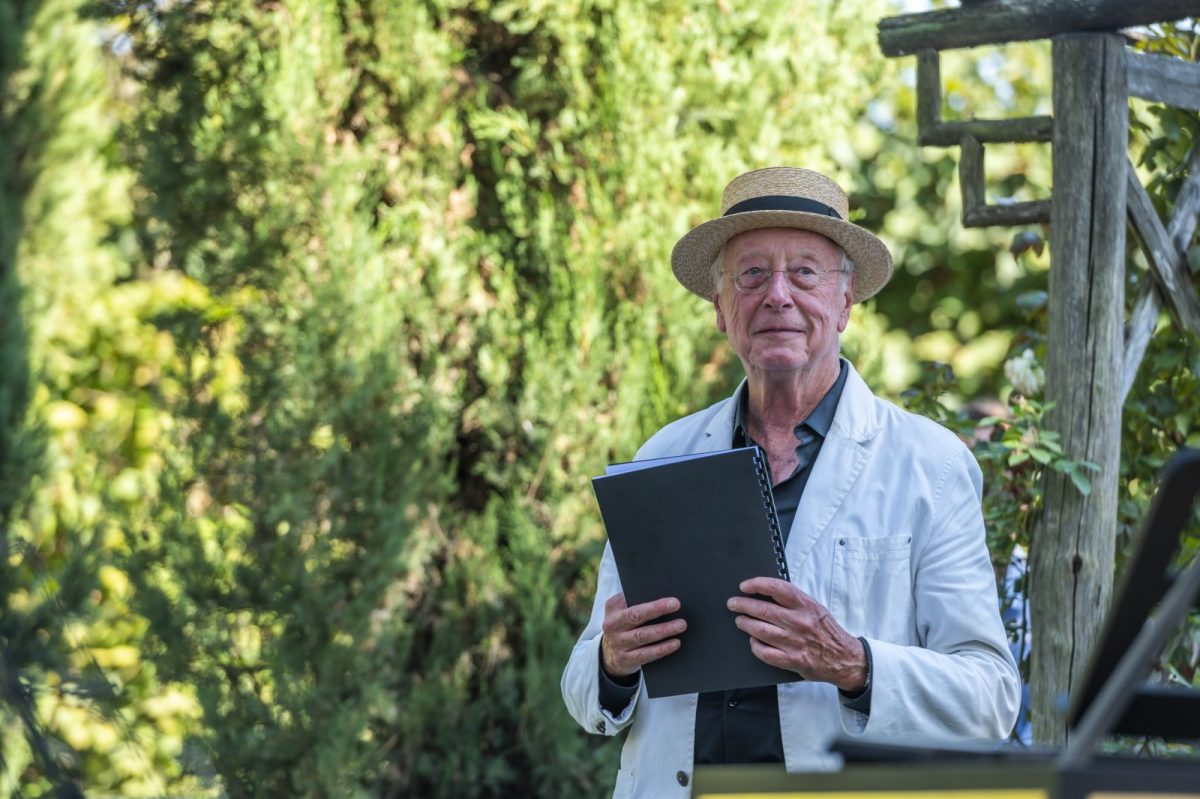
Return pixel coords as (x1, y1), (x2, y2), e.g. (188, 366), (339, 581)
(745, 358), (840, 445)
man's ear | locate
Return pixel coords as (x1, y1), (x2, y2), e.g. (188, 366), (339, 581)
(714, 292), (727, 333)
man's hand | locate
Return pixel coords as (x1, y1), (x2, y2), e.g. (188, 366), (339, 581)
(600, 593), (687, 679)
(727, 577), (867, 692)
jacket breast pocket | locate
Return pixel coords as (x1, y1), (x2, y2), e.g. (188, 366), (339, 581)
(830, 533), (914, 644)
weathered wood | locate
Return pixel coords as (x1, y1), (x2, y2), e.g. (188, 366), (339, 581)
(919, 116), (1054, 147)
(1123, 145), (1200, 400)
(959, 133), (986, 213)
(917, 50), (942, 133)
(879, 0), (1200, 57)
(957, 134), (1051, 227)
(1125, 159), (1200, 336)
(963, 200), (1051, 227)
(1031, 33), (1126, 747)
(1127, 50), (1200, 113)
(1165, 143), (1200, 251)
(1122, 282), (1161, 402)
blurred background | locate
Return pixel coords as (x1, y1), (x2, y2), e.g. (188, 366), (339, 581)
(1, 0), (1197, 796)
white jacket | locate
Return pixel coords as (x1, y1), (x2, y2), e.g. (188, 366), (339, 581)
(561, 362), (1021, 797)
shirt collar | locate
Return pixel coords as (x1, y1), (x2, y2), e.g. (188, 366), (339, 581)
(733, 359), (848, 446)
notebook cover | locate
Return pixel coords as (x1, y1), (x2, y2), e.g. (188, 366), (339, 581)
(591, 447), (801, 698)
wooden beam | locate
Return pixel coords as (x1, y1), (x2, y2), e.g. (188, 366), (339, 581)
(958, 133), (1051, 227)
(1123, 146), (1200, 400)
(1122, 282), (1162, 402)
(919, 115), (1054, 147)
(963, 199), (1051, 227)
(1165, 144), (1200, 254)
(1125, 159), (1200, 336)
(959, 133), (986, 214)
(1127, 50), (1200, 113)
(1166, 144), (1200, 242)
(1031, 32), (1126, 748)
(879, 0), (1200, 57)
(916, 50), (942, 133)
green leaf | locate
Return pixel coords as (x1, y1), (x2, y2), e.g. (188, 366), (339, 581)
(1038, 438), (1063, 455)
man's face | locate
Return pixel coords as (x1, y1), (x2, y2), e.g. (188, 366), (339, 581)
(713, 227), (854, 378)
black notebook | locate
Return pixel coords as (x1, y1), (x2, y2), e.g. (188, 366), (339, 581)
(591, 446), (801, 698)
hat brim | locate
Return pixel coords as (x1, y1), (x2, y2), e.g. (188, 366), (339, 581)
(670, 210), (893, 303)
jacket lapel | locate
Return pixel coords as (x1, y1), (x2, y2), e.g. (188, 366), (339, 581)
(695, 379), (744, 453)
(784, 362), (879, 571)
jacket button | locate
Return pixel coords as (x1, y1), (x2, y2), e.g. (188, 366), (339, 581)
(595, 720), (606, 734)
(676, 770), (689, 786)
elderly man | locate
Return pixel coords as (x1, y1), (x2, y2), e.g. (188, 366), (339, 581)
(561, 167), (1020, 797)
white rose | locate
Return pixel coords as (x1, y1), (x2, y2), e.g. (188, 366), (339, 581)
(1004, 348), (1044, 396)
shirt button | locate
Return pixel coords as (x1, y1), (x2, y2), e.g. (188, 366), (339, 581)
(727, 697), (739, 708)
(676, 771), (689, 786)
(594, 720), (605, 734)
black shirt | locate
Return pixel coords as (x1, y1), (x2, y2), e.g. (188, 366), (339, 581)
(598, 362), (871, 763)
(694, 361), (848, 765)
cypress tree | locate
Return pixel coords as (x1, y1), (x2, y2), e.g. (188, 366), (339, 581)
(5, 0), (898, 794)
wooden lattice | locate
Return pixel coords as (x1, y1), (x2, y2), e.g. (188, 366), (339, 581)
(877, 0), (1200, 747)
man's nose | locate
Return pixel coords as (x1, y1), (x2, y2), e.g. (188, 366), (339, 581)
(762, 270), (795, 306)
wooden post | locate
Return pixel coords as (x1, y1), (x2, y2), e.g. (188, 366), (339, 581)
(1030, 32), (1126, 746)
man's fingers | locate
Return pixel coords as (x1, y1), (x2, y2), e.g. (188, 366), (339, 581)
(629, 618), (687, 646)
(604, 593), (628, 614)
(603, 595), (680, 635)
(606, 617), (687, 653)
(600, 597), (686, 677)
(602, 628), (684, 677)
(747, 637), (792, 671)
(627, 596), (681, 626)
(726, 595), (790, 625)
(737, 577), (805, 607)
(614, 637), (682, 673)
(734, 614), (788, 647)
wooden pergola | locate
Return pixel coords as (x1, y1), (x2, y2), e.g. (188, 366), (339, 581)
(878, 0), (1200, 744)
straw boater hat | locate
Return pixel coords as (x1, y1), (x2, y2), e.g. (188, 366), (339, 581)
(671, 167), (893, 303)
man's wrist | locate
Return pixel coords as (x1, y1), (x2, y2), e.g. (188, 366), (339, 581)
(839, 636), (872, 698)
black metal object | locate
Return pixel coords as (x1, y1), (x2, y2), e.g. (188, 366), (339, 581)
(695, 756), (1200, 798)
(1065, 448), (1200, 745)
(1109, 683), (1200, 740)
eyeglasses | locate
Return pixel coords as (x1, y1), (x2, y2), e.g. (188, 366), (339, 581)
(732, 264), (848, 294)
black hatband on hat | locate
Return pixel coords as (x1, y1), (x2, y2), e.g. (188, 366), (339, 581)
(722, 195), (842, 220)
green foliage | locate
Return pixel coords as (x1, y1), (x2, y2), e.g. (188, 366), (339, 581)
(1, 0), (210, 794)
(2, 0), (904, 795)
(5, 0), (1199, 792)
(846, 37), (1054, 398)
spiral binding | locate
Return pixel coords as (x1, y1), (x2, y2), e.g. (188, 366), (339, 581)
(752, 448), (790, 581)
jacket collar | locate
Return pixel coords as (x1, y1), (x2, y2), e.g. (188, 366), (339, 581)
(785, 359), (880, 570)
(695, 357), (881, 572)
(828, 358), (882, 444)
(701, 358), (880, 448)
